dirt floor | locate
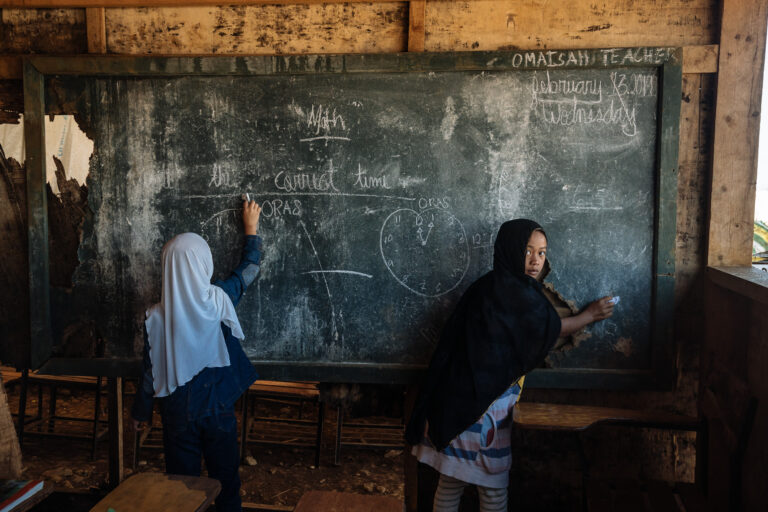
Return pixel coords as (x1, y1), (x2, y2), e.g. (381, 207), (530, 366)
(5, 381), (406, 510)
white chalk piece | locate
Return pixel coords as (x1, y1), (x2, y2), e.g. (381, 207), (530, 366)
(608, 296), (620, 305)
(246, 193), (251, 202)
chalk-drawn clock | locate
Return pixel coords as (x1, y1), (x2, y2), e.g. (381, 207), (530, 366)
(379, 207), (470, 297)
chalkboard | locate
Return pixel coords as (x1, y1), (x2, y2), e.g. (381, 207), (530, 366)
(28, 49), (681, 387)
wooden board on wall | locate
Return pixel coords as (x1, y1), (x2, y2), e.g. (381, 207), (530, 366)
(105, 3), (408, 54)
(424, 0), (719, 52)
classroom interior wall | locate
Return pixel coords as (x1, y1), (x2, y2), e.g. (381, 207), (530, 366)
(2, 1), (763, 510)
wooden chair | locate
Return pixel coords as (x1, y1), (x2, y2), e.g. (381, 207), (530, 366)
(240, 380), (325, 467)
(332, 406), (403, 466)
(3, 368), (108, 459)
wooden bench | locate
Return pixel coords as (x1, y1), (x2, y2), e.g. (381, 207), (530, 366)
(2, 368), (108, 458)
(89, 472), (220, 512)
(294, 490), (403, 512)
(513, 402), (705, 512)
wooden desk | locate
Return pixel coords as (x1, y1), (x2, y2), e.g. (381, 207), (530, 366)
(89, 473), (220, 512)
(514, 402), (700, 432)
(294, 490), (403, 512)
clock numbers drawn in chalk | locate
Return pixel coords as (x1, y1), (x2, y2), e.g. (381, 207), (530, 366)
(380, 208), (470, 298)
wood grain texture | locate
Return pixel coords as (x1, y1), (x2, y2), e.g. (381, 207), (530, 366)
(708, 0), (768, 265)
(2, 0), (380, 5)
(105, 3), (407, 55)
(107, 377), (123, 487)
(423, 0), (718, 51)
(294, 490), (402, 512)
(89, 472), (220, 512)
(0, 376), (22, 479)
(514, 402), (699, 432)
(0, 8), (86, 53)
(682, 44), (718, 73)
(407, 0), (425, 52)
(86, 7), (107, 53)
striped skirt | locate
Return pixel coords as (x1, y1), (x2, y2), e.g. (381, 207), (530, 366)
(411, 378), (524, 489)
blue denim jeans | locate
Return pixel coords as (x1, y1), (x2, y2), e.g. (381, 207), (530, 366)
(162, 410), (242, 512)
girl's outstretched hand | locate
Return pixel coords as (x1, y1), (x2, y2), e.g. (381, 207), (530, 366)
(585, 296), (615, 322)
(243, 200), (262, 235)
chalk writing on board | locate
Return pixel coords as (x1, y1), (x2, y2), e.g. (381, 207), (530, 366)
(302, 270), (373, 279)
(299, 219), (340, 341)
(299, 104), (350, 143)
(208, 163), (234, 188)
(353, 164), (391, 190)
(380, 208), (469, 298)
(529, 70), (654, 136)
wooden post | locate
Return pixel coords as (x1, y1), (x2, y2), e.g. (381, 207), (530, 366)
(86, 7), (108, 54)
(708, 0), (768, 265)
(408, 1), (426, 52)
(108, 376), (124, 488)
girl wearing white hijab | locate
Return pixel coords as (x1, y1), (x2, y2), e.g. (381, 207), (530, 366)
(131, 200), (262, 512)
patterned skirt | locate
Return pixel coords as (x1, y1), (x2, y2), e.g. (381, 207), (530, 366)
(411, 378), (524, 488)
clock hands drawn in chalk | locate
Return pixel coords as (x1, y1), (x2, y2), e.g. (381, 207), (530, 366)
(380, 207), (470, 298)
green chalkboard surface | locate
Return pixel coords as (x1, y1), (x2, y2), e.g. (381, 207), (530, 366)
(33, 49), (681, 387)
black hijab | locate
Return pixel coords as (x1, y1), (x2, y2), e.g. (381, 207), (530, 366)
(405, 219), (562, 449)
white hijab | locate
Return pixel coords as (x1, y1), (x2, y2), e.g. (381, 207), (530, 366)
(145, 233), (245, 397)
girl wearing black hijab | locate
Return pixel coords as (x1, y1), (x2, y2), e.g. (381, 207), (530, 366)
(405, 219), (614, 512)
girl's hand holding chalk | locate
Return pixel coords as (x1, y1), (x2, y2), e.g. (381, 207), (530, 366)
(608, 296), (620, 305)
(243, 196), (261, 235)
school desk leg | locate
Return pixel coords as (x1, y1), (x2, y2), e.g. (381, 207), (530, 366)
(108, 377), (124, 488)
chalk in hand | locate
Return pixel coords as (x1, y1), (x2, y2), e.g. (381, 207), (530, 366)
(241, 193), (251, 202)
(608, 296), (620, 305)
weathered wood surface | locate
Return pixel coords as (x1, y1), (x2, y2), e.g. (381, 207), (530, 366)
(89, 472), (220, 512)
(0, 374), (22, 479)
(407, 0), (425, 52)
(294, 490), (402, 512)
(707, 266), (768, 305)
(0, 8), (86, 53)
(424, 0), (718, 52)
(703, 279), (768, 511)
(106, 3), (408, 55)
(708, 0), (768, 265)
(86, 7), (107, 53)
(514, 402), (699, 432)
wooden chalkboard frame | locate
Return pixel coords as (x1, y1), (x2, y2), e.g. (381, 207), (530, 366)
(24, 48), (681, 389)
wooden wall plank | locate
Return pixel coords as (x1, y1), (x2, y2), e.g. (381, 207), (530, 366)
(683, 44), (719, 73)
(424, 0), (718, 51)
(2, 0), (377, 5)
(104, 4), (408, 55)
(708, 0), (768, 266)
(86, 7), (107, 53)
(407, 0), (425, 52)
(0, 8), (87, 53)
